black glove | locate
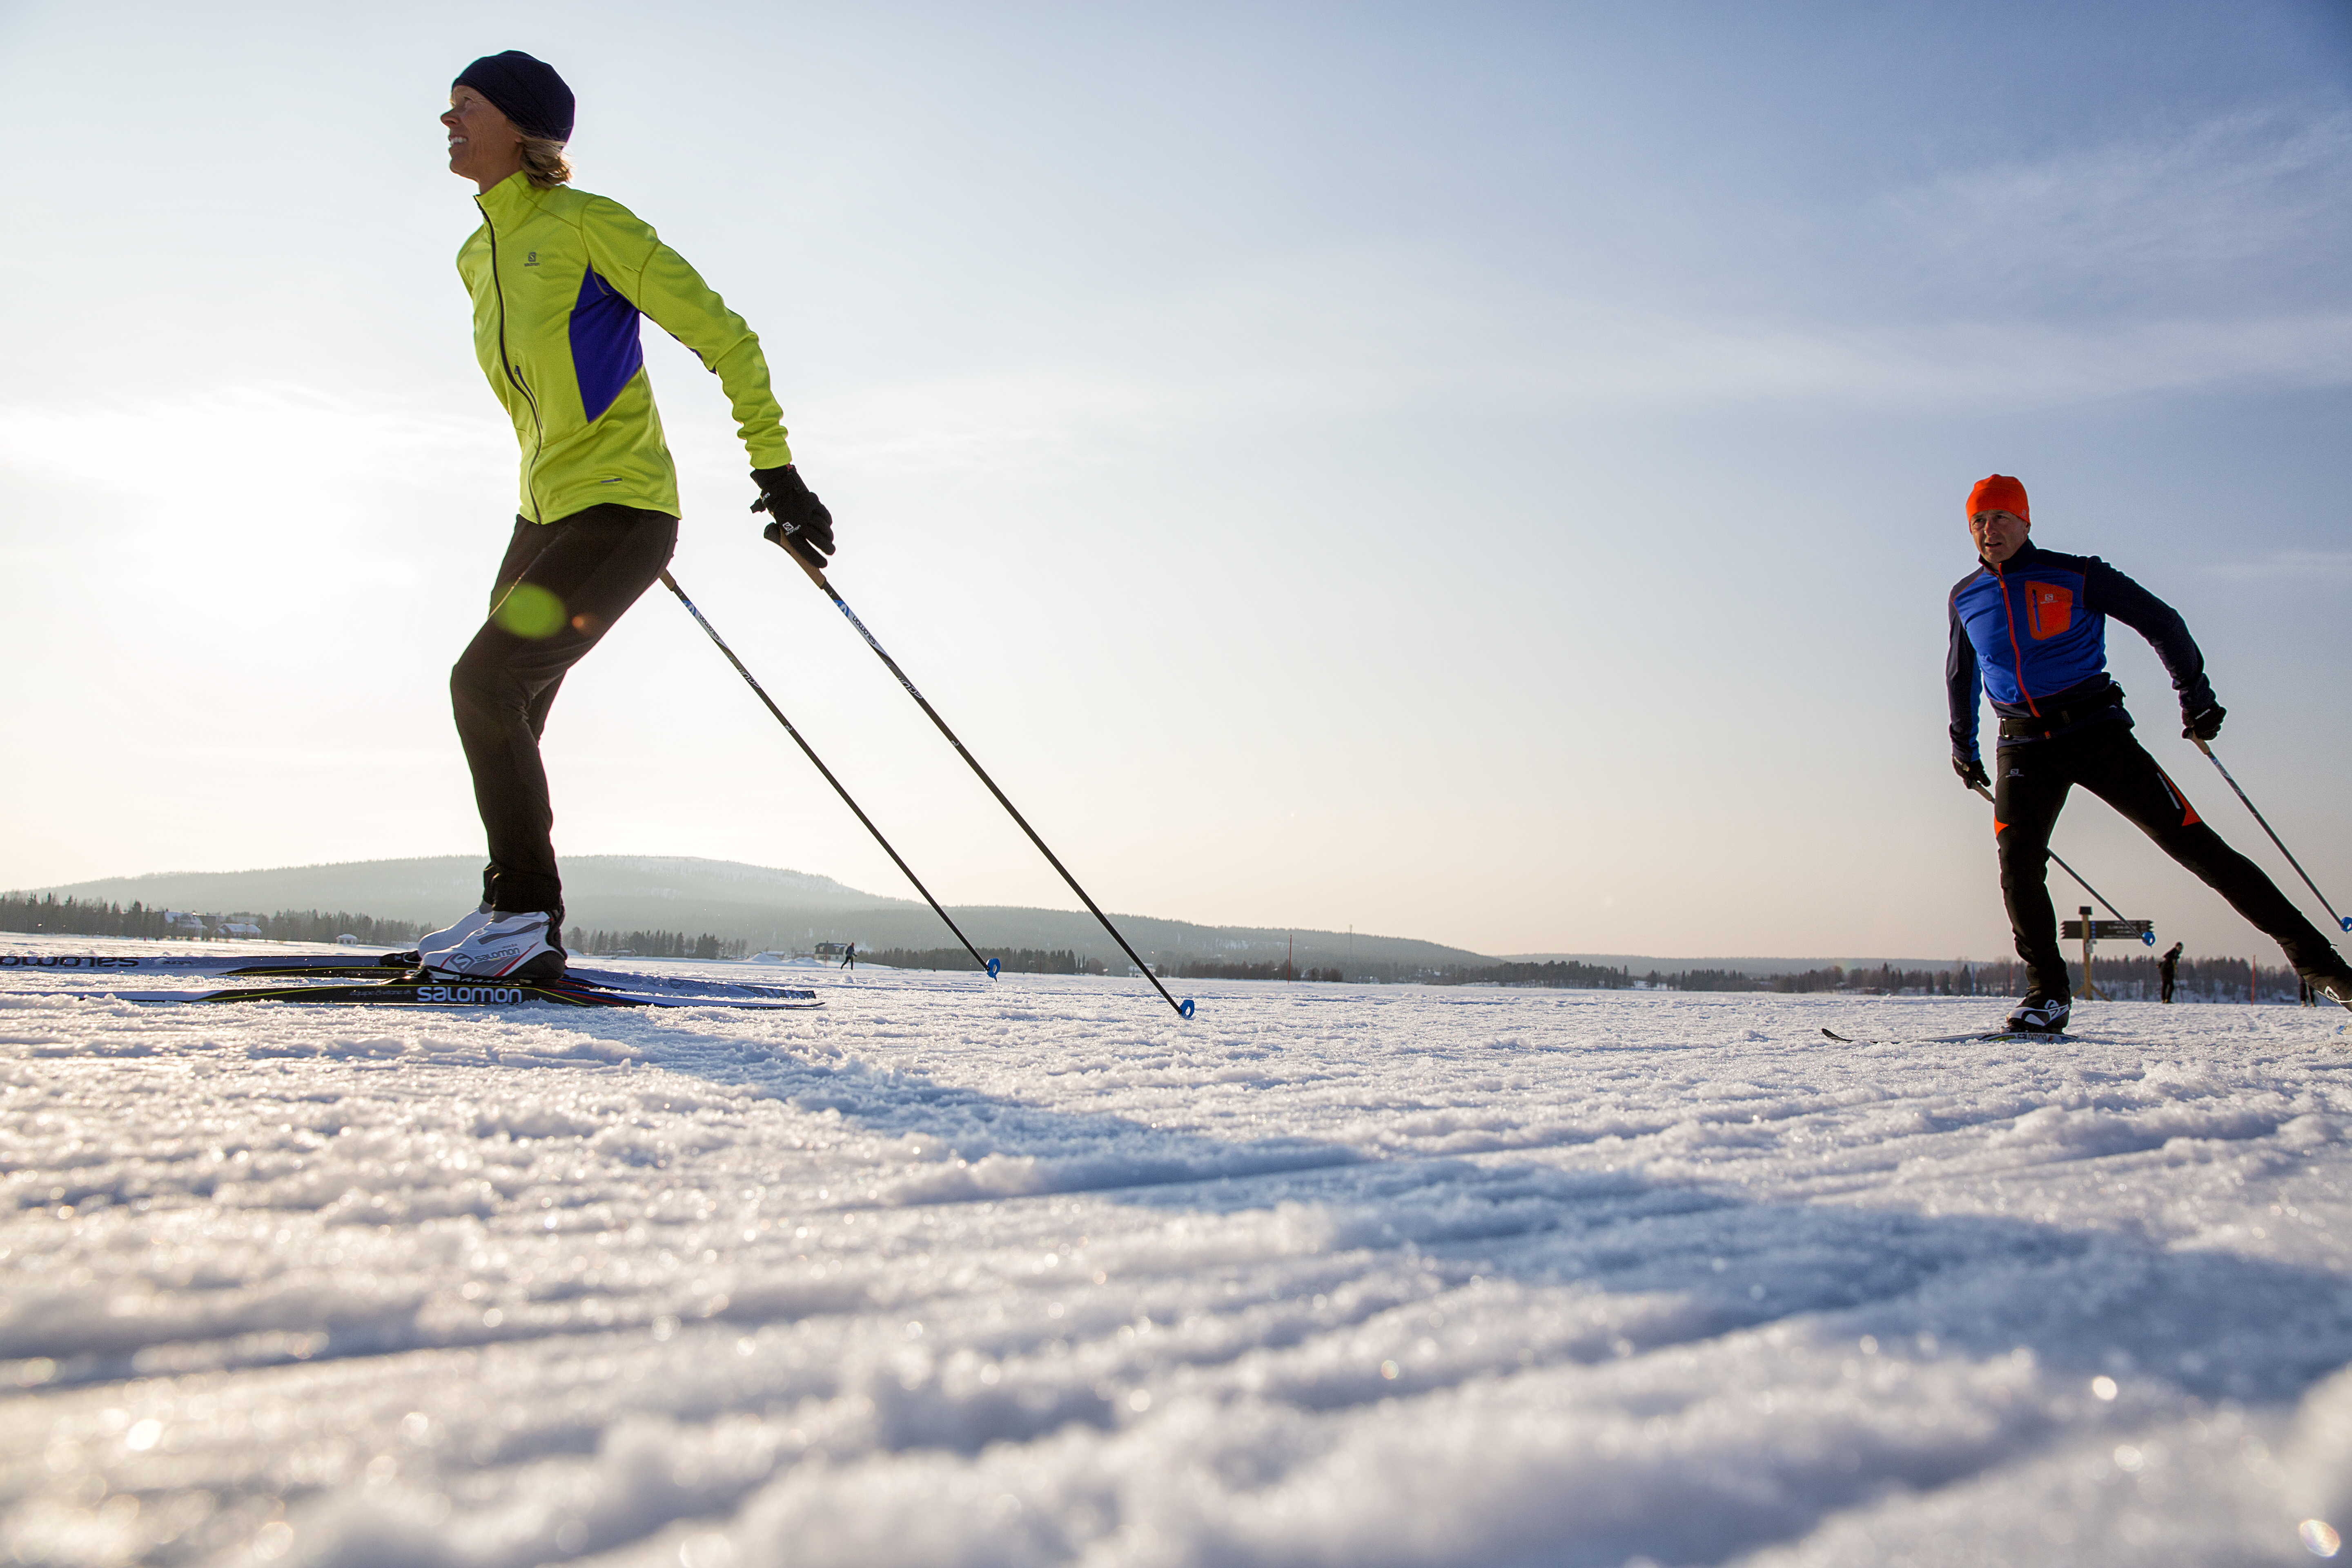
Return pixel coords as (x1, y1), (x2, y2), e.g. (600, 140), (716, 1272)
(750, 465), (835, 569)
(2182, 703), (2225, 742)
(1953, 754), (1990, 791)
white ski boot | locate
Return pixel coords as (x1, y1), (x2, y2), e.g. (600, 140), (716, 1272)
(418, 910), (565, 981)
(416, 903), (494, 954)
(2004, 992), (2071, 1034)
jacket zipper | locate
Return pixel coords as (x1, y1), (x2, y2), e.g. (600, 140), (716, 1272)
(1991, 559), (2040, 716)
(480, 202), (546, 523)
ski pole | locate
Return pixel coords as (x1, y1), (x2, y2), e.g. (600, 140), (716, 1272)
(661, 571), (1000, 980)
(768, 539), (1196, 1021)
(2192, 739), (2351, 931)
(1971, 782), (2144, 933)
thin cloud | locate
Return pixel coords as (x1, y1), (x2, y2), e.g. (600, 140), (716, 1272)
(1879, 109), (2352, 311)
(795, 290), (2352, 474)
(2208, 548), (2352, 581)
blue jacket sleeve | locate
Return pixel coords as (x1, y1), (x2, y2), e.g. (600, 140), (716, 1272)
(2083, 558), (2215, 718)
(1946, 592), (1981, 760)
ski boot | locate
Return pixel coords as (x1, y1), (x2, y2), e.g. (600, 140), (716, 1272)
(2004, 992), (2072, 1034)
(416, 903), (493, 953)
(2300, 966), (2352, 1015)
(418, 910), (566, 982)
(382, 903), (492, 968)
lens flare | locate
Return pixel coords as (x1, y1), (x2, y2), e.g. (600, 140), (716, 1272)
(492, 583), (566, 639)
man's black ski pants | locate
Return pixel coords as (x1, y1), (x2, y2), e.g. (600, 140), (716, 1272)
(1993, 719), (2340, 996)
(452, 505), (677, 921)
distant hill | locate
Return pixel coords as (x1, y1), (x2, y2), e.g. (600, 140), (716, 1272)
(32, 855), (896, 930)
(20, 856), (1995, 975)
(21, 855), (1485, 971)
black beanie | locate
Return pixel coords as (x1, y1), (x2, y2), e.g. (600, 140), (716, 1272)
(453, 51), (575, 142)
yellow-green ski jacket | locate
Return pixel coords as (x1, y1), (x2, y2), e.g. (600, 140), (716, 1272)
(457, 172), (794, 523)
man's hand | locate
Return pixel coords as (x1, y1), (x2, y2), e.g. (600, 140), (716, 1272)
(2182, 703), (2225, 743)
(751, 465), (835, 570)
(1953, 755), (1990, 791)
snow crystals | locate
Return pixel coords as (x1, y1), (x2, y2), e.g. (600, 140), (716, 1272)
(2, 938), (2350, 1565)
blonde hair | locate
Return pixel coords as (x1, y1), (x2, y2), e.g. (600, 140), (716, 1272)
(519, 135), (572, 189)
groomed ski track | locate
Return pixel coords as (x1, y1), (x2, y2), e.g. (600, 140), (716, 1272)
(6, 933), (2352, 1566)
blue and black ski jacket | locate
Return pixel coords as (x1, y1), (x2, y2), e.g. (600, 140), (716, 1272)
(1946, 540), (2213, 760)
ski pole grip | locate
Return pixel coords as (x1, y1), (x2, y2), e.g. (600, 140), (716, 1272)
(770, 532), (831, 590)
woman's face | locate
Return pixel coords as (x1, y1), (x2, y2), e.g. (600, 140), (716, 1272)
(443, 86), (522, 188)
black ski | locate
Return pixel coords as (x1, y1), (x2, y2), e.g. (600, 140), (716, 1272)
(1, 951), (815, 1000)
(32, 973), (817, 1010)
(1822, 1027), (2074, 1045)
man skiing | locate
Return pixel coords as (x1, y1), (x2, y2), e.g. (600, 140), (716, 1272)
(2158, 940), (2183, 1003)
(1946, 474), (2352, 1032)
(416, 51), (835, 981)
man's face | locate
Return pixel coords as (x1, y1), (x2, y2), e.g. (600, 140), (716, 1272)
(1970, 509), (2029, 565)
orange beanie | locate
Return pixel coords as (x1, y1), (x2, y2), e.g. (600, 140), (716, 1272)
(1967, 474), (2029, 523)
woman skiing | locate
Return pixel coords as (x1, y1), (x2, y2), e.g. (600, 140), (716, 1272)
(419, 51), (835, 980)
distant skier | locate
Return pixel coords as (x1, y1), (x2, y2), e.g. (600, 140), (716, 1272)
(1946, 474), (2352, 1032)
(839, 942), (856, 971)
(2158, 941), (2183, 1004)
(415, 52), (835, 981)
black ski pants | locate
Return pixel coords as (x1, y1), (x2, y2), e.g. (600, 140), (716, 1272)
(451, 505), (677, 920)
(1993, 719), (2339, 997)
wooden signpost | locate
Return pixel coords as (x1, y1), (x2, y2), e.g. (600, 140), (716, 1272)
(2059, 907), (2158, 1001)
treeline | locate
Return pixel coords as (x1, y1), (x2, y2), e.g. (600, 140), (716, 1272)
(1424, 960), (1634, 989)
(571, 929), (744, 960)
(263, 910), (427, 946)
(0, 893), (422, 944)
(865, 947), (1108, 974)
(1646, 963), (1986, 995)
(1648, 962), (2027, 995)
(864, 949), (1359, 981)
(3, 894), (178, 938)
(2052, 954), (2312, 1004)
(1642, 957), (2312, 1001)
(1177, 960), (1346, 982)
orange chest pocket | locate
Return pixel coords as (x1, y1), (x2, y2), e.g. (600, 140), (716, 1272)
(2024, 582), (2074, 640)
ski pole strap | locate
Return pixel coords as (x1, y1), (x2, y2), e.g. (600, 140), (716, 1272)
(2194, 740), (2351, 931)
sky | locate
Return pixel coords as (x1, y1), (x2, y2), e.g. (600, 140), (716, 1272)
(2, 0), (2349, 962)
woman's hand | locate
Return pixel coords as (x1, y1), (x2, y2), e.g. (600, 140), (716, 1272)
(751, 466), (835, 569)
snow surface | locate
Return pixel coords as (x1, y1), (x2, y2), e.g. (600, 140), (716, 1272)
(5, 936), (2352, 1567)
